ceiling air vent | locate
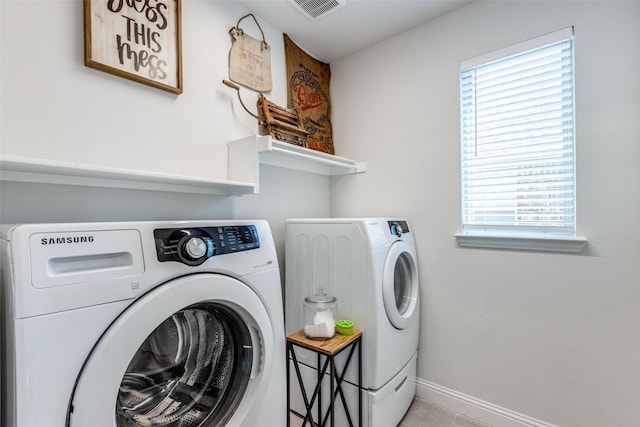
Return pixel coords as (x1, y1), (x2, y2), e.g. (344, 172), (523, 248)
(288, 0), (347, 20)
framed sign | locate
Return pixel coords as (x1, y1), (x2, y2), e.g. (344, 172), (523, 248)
(84, 0), (183, 94)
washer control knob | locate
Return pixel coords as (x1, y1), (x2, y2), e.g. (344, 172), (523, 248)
(184, 237), (207, 260)
(391, 222), (404, 237)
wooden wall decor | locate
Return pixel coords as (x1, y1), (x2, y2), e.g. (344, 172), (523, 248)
(257, 95), (309, 147)
(84, 0), (183, 94)
(284, 34), (334, 154)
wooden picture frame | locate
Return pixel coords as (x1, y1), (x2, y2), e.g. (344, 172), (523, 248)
(84, 0), (183, 94)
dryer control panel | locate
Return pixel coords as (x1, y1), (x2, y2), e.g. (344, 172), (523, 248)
(388, 220), (409, 237)
(154, 225), (260, 266)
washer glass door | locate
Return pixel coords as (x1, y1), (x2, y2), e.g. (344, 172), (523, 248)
(117, 302), (252, 426)
(382, 241), (419, 329)
(67, 274), (274, 427)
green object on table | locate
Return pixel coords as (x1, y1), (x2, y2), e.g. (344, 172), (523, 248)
(335, 320), (354, 335)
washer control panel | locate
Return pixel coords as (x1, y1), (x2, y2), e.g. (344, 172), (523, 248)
(154, 225), (260, 266)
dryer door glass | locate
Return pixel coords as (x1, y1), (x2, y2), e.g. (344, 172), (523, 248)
(116, 302), (252, 427)
(382, 241), (419, 329)
(394, 253), (413, 315)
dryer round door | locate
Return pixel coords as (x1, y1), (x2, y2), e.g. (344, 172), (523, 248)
(382, 241), (419, 329)
(67, 274), (275, 427)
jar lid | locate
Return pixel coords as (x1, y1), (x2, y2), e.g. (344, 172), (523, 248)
(304, 287), (337, 304)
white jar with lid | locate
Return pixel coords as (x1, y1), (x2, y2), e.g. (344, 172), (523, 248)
(303, 288), (337, 339)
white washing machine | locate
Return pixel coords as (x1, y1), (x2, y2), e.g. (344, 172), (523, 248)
(0, 220), (286, 427)
(285, 218), (420, 427)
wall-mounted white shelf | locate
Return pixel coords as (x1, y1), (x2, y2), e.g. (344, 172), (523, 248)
(228, 135), (366, 193)
(0, 155), (256, 195)
(1, 137), (365, 196)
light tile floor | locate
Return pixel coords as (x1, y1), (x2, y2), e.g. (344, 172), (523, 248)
(289, 397), (492, 427)
(398, 399), (490, 427)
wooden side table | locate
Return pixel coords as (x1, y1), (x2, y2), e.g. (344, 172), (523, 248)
(286, 328), (362, 427)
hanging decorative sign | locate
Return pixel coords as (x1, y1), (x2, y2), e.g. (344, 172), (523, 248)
(228, 13), (272, 92)
(284, 34), (334, 154)
(84, 0), (183, 94)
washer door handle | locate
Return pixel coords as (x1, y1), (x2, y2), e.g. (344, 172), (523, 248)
(250, 325), (263, 379)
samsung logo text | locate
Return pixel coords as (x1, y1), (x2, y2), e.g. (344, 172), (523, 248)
(41, 236), (95, 245)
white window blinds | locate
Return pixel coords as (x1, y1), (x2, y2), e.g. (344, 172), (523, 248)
(460, 27), (576, 238)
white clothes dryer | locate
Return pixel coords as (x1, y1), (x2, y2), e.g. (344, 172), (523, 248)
(285, 218), (420, 427)
(0, 220), (286, 427)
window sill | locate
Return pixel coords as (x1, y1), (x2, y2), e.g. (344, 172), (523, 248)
(455, 234), (587, 253)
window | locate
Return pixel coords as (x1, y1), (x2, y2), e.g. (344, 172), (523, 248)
(457, 27), (585, 252)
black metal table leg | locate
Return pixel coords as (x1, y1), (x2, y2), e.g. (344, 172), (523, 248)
(358, 338), (362, 427)
(286, 342), (291, 427)
(318, 352), (322, 426)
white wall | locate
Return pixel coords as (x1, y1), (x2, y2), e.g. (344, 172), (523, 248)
(330, 1), (640, 426)
(1, 0), (287, 178)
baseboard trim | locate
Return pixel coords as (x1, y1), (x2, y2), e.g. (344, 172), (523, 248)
(416, 379), (558, 427)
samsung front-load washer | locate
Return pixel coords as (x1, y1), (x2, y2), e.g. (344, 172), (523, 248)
(285, 218), (420, 427)
(0, 220), (286, 427)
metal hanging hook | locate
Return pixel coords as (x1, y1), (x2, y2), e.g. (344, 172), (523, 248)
(222, 79), (262, 122)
